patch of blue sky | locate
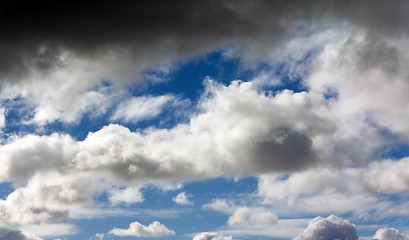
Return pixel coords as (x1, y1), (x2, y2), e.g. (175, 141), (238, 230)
(139, 50), (255, 101)
(0, 182), (13, 200)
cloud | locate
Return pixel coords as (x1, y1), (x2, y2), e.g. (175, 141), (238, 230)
(373, 228), (409, 240)
(108, 186), (144, 205)
(0, 0), (325, 125)
(2, 1), (409, 126)
(202, 199), (236, 214)
(192, 232), (233, 240)
(0, 225), (42, 240)
(258, 157), (409, 218)
(110, 95), (176, 123)
(294, 215), (358, 240)
(307, 32), (409, 138)
(173, 192), (192, 206)
(227, 207), (278, 227)
(109, 221), (175, 237)
(0, 171), (98, 225)
(0, 78), (378, 225)
(21, 223), (77, 238)
(94, 233), (105, 240)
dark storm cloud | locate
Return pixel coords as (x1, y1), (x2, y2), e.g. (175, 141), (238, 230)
(0, 1), (379, 84)
(0, 0), (310, 83)
(1, 0), (408, 87)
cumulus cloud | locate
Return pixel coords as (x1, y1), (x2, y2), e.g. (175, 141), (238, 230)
(173, 192), (192, 206)
(109, 221), (175, 237)
(108, 186), (144, 205)
(294, 215), (358, 240)
(0, 173), (93, 225)
(258, 157), (409, 218)
(192, 232), (233, 240)
(373, 228), (409, 240)
(0, 77), (389, 225)
(227, 207), (278, 227)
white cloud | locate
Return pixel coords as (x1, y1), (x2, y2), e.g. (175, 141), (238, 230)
(94, 233), (105, 240)
(373, 228), (409, 240)
(173, 192), (192, 206)
(306, 32), (409, 139)
(21, 223), (77, 238)
(0, 78), (376, 226)
(0, 171), (98, 225)
(258, 157), (409, 217)
(227, 207), (278, 227)
(1, 57), (409, 228)
(110, 95), (176, 123)
(202, 199), (236, 214)
(109, 221), (175, 237)
(192, 232), (233, 240)
(294, 215), (358, 240)
(217, 218), (310, 239)
(108, 186), (144, 205)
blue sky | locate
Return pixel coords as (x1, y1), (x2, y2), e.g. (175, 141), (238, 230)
(1, 1), (409, 240)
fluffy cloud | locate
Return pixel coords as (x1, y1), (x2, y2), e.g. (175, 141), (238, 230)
(0, 77), (392, 225)
(227, 207), (278, 227)
(173, 192), (192, 206)
(110, 95), (176, 123)
(202, 199), (236, 214)
(1, 79), (335, 184)
(192, 232), (233, 240)
(109, 221), (175, 237)
(108, 186), (144, 205)
(258, 157), (409, 217)
(294, 215), (358, 240)
(373, 228), (409, 240)
(307, 32), (409, 138)
(0, 171), (98, 225)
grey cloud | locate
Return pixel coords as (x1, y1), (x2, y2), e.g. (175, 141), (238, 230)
(0, 0), (315, 85)
(2, 1), (409, 126)
(0, 134), (73, 185)
(294, 215), (358, 240)
(253, 128), (317, 172)
(0, 226), (42, 240)
(1, 1), (409, 87)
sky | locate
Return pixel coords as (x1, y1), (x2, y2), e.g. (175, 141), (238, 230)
(1, 0), (409, 239)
